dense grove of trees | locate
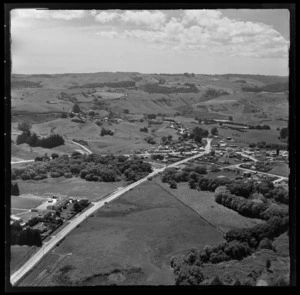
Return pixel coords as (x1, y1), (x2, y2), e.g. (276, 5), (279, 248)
(12, 154), (152, 183)
(16, 131), (65, 149)
(248, 124), (271, 130)
(141, 83), (198, 94)
(249, 142), (287, 150)
(11, 221), (42, 247)
(171, 215), (289, 285)
(190, 127), (209, 144)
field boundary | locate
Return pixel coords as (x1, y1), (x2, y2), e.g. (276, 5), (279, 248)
(154, 180), (225, 236)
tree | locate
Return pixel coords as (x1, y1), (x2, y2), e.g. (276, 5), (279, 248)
(18, 121), (32, 135)
(170, 181), (177, 189)
(280, 127), (288, 139)
(211, 127), (218, 136)
(61, 113), (68, 118)
(51, 153), (59, 159)
(228, 116), (233, 121)
(266, 259), (271, 270)
(123, 109), (129, 114)
(72, 103), (81, 113)
(210, 276), (223, 285)
(11, 182), (20, 196)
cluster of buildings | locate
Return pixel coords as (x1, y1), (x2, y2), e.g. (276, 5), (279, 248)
(12, 195), (91, 240)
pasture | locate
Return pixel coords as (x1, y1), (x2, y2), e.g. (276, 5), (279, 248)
(155, 180), (264, 233)
(17, 181), (224, 286)
(16, 178), (125, 201)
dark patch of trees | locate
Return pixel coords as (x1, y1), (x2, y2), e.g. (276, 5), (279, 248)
(203, 89), (229, 99)
(280, 127), (288, 139)
(190, 127), (209, 144)
(16, 131), (65, 149)
(11, 182), (20, 196)
(248, 124), (271, 130)
(144, 136), (156, 145)
(72, 103), (81, 113)
(100, 128), (114, 136)
(11, 222), (42, 247)
(211, 127), (218, 135)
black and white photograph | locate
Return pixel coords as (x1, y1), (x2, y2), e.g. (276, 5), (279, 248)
(5, 4), (296, 289)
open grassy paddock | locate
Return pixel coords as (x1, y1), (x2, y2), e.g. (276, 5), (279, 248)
(17, 181), (224, 286)
(155, 179), (264, 233)
(16, 178), (126, 201)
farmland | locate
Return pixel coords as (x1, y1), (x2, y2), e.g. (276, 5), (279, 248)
(155, 180), (264, 233)
(16, 178), (125, 201)
(16, 181), (224, 286)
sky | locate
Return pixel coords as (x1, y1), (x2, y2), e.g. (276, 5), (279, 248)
(10, 9), (290, 76)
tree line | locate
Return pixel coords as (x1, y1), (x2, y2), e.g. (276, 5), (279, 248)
(12, 153), (153, 184)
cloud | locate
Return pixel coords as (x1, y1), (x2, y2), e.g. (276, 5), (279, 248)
(95, 11), (119, 23)
(94, 10), (167, 29)
(11, 9), (87, 20)
(107, 10), (289, 58)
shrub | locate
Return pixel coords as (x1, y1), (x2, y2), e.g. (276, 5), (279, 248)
(11, 182), (20, 196)
(210, 276), (223, 285)
(64, 172), (73, 178)
(258, 238), (273, 250)
(170, 181), (177, 189)
(50, 171), (62, 178)
(51, 153), (59, 159)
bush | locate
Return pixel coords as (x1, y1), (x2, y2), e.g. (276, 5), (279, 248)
(100, 128), (114, 136)
(11, 182), (20, 196)
(51, 153), (59, 159)
(140, 127), (148, 132)
(170, 181), (177, 189)
(144, 136), (156, 145)
(64, 172), (73, 178)
(61, 113), (68, 118)
(258, 238), (273, 250)
(50, 171), (62, 178)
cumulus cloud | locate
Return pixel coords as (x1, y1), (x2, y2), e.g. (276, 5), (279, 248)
(97, 10), (288, 59)
(94, 10), (166, 29)
(95, 11), (119, 23)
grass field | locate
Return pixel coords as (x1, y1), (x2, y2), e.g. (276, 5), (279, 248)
(17, 181), (224, 286)
(16, 178), (126, 201)
(155, 180), (264, 233)
(10, 245), (37, 275)
(11, 195), (45, 210)
(269, 162), (289, 177)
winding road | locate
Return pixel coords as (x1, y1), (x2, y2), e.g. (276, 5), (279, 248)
(10, 139), (212, 286)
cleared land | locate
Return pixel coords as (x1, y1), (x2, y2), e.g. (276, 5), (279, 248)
(16, 178), (125, 201)
(17, 181), (224, 286)
(155, 180), (264, 233)
(11, 195), (45, 210)
(269, 162), (289, 177)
